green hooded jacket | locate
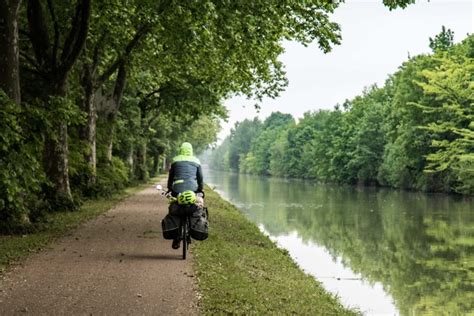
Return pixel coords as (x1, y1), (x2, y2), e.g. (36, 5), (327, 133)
(167, 142), (203, 194)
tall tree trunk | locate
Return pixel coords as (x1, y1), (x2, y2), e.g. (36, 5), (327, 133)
(127, 144), (134, 176)
(135, 141), (148, 181)
(162, 156), (167, 172)
(151, 154), (159, 176)
(44, 123), (72, 199)
(105, 122), (115, 162)
(84, 87), (97, 184)
(0, 0), (21, 104)
(44, 81), (72, 200)
(80, 67), (97, 184)
(104, 62), (127, 163)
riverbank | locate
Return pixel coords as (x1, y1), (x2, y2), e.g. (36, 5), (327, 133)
(0, 179), (157, 273)
(193, 187), (357, 315)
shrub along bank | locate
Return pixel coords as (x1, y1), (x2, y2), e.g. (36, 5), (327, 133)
(193, 187), (357, 315)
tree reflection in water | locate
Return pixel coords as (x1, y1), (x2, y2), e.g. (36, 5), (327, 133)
(206, 170), (474, 315)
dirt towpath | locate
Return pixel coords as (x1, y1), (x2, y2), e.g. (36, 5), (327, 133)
(0, 181), (198, 315)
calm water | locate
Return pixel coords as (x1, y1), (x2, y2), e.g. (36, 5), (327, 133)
(204, 169), (474, 315)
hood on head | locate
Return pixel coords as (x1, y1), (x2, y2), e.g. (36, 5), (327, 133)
(179, 142), (193, 156)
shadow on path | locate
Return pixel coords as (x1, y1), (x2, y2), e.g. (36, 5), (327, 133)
(122, 253), (184, 261)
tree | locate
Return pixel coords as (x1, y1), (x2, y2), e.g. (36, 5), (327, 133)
(0, 0), (22, 104)
(429, 26), (454, 53)
(378, 55), (442, 191)
(21, 0), (91, 204)
(228, 118), (262, 171)
(270, 112), (319, 178)
(248, 112), (294, 175)
(210, 137), (231, 171)
(414, 42), (474, 194)
(383, 0), (416, 10)
(0, 91), (43, 232)
(345, 86), (388, 184)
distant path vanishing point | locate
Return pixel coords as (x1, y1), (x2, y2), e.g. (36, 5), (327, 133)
(0, 182), (198, 315)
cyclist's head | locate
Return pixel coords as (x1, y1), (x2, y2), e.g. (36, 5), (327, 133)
(178, 190), (196, 205)
(179, 142), (193, 156)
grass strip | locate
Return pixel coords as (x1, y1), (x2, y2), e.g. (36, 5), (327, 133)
(193, 187), (358, 315)
(0, 178), (161, 273)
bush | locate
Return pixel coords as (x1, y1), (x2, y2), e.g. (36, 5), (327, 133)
(85, 157), (130, 197)
(0, 91), (43, 234)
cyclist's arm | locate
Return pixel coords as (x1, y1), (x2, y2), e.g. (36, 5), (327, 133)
(196, 164), (203, 192)
(167, 164), (175, 192)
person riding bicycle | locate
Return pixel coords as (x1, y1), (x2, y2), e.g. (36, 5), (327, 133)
(167, 142), (204, 249)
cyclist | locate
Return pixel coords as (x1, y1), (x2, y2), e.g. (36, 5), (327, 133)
(166, 142), (204, 249)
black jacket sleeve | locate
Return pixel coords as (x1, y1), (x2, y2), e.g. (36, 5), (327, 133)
(196, 164), (203, 192)
(167, 164), (175, 191)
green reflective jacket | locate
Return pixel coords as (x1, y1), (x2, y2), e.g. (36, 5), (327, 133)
(167, 142), (203, 194)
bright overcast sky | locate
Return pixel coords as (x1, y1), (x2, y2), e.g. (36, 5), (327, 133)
(218, 0), (473, 141)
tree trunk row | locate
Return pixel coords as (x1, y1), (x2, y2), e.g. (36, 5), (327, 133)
(0, 0), (22, 105)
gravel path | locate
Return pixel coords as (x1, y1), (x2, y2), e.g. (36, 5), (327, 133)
(0, 182), (198, 315)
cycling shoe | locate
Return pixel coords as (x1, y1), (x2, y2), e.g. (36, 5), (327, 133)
(172, 239), (180, 249)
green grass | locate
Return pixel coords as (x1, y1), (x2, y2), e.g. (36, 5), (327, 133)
(193, 187), (358, 315)
(0, 178), (161, 273)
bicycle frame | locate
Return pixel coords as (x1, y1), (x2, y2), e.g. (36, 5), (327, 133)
(180, 214), (191, 260)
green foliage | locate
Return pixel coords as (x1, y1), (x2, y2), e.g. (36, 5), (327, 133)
(181, 115), (223, 154)
(246, 112), (294, 175)
(383, 0), (416, 10)
(310, 109), (357, 182)
(90, 158), (130, 197)
(210, 137), (231, 171)
(346, 87), (387, 183)
(414, 52), (474, 194)
(0, 91), (43, 233)
(429, 26), (454, 53)
(378, 54), (440, 190)
(269, 128), (292, 177)
(228, 118), (262, 171)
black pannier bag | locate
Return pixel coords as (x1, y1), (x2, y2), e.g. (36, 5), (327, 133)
(161, 214), (180, 240)
(169, 203), (197, 216)
(190, 207), (209, 241)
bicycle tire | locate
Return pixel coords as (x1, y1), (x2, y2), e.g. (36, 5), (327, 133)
(182, 219), (187, 260)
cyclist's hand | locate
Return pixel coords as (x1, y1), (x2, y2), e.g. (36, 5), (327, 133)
(197, 191), (205, 198)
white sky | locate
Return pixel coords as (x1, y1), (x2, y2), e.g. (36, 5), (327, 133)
(218, 0), (474, 141)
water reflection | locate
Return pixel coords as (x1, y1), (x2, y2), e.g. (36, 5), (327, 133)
(205, 169), (474, 315)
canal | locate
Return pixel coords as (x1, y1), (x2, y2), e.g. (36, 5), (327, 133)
(204, 169), (474, 315)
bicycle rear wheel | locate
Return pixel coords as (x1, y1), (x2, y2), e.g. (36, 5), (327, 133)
(182, 220), (187, 260)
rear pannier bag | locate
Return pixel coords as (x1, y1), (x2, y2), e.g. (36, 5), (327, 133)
(190, 207), (209, 241)
(169, 203), (198, 216)
(161, 214), (180, 240)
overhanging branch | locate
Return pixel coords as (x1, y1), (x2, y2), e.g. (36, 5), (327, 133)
(97, 24), (151, 85)
(46, 0), (60, 69)
(60, 0), (91, 76)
